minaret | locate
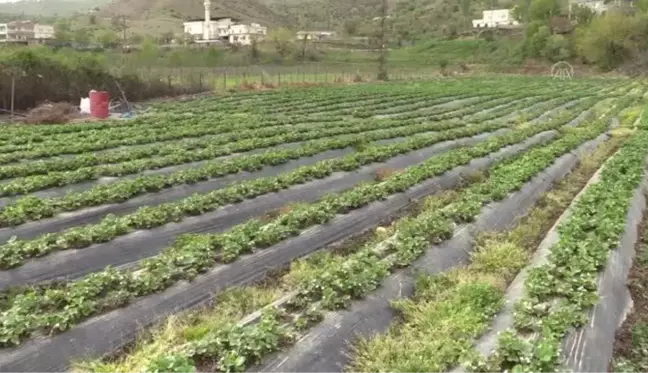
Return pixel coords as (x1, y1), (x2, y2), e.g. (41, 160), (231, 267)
(203, 0), (211, 40)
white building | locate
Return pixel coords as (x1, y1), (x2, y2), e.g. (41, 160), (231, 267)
(34, 24), (54, 40)
(0, 21), (55, 43)
(183, 17), (266, 45)
(296, 31), (337, 41)
(182, 0), (267, 45)
(472, 9), (519, 28)
(569, 0), (609, 14)
(228, 22), (266, 45)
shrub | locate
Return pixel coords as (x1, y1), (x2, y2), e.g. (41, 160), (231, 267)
(575, 12), (648, 70)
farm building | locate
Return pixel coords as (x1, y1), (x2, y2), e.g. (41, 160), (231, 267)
(472, 9), (519, 28)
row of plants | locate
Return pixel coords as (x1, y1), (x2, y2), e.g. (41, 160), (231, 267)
(0, 93), (544, 188)
(201, 79), (604, 117)
(0, 92), (571, 226)
(75, 104), (625, 373)
(0, 79), (612, 145)
(0, 99), (620, 347)
(467, 113), (648, 372)
(2, 83), (475, 152)
(0, 85), (392, 141)
(349, 131), (627, 372)
(0, 111), (349, 155)
(278, 90), (468, 117)
(0, 109), (359, 162)
(0, 92), (521, 179)
(0, 94), (591, 258)
(247, 81), (516, 116)
(0, 86), (534, 162)
(0, 83), (463, 146)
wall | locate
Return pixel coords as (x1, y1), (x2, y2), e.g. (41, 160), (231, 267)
(34, 25), (54, 39)
(184, 22), (204, 37)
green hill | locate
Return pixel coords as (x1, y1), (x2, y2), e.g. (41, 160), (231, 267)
(0, 0), (110, 17)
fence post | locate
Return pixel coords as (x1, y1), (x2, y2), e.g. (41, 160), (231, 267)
(10, 75), (15, 119)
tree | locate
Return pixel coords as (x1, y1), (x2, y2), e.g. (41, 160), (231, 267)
(459, 0), (472, 31)
(343, 19), (359, 36)
(111, 15), (128, 44)
(513, 0), (562, 22)
(529, 0), (562, 21)
(377, 0), (389, 81)
(54, 20), (72, 42)
(95, 30), (120, 48)
(268, 28), (295, 59)
(139, 38), (160, 63)
(159, 31), (174, 44)
(74, 28), (91, 45)
(542, 34), (571, 61)
(571, 4), (595, 24)
(128, 33), (144, 45)
(576, 12), (648, 70)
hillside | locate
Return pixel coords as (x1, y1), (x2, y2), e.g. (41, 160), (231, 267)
(99, 0), (291, 29)
(0, 0), (110, 17)
(259, 0), (401, 30)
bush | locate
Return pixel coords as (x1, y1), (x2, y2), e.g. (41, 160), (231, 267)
(0, 46), (183, 111)
(575, 12), (648, 70)
(542, 34), (572, 61)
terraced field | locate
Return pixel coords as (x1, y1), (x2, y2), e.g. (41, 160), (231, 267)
(0, 77), (646, 372)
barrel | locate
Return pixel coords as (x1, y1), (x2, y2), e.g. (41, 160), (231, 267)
(89, 90), (110, 119)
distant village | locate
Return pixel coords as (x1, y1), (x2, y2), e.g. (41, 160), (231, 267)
(0, 0), (618, 48)
(0, 21), (55, 44)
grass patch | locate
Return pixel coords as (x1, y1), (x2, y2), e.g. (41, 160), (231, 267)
(349, 135), (625, 372)
(72, 287), (280, 373)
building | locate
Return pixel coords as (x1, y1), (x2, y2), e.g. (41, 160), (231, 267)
(569, 0), (609, 14)
(182, 0), (267, 45)
(228, 23), (266, 45)
(472, 9), (519, 28)
(34, 24), (55, 40)
(6, 20), (34, 42)
(296, 31), (337, 41)
(183, 16), (267, 45)
(0, 21), (55, 43)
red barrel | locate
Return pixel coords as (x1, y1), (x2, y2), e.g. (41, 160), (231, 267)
(89, 90), (110, 119)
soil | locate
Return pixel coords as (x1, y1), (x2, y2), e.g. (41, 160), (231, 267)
(610, 217), (648, 371)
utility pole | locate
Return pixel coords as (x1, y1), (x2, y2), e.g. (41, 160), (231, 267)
(377, 0), (389, 81)
(121, 16), (127, 45)
(525, 0), (531, 38)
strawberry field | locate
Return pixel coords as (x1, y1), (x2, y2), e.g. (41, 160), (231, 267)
(0, 77), (646, 372)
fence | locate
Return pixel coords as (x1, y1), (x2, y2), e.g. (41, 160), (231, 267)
(124, 65), (444, 94)
(0, 63), (443, 114)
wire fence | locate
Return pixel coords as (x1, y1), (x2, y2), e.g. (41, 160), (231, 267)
(0, 63), (443, 114)
(123, 65), (443, 94)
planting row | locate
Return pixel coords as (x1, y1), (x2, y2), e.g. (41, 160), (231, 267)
(347, 132), (626, 373)
(0, 93), (518, 181)
(0, 91), (574, 227)
(0, 82), (488, 148)
(0, 95), (603, 269)
(69, 102), (622, 373)
(462, 114), (648, 372)
(0, 99), (619, 349)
